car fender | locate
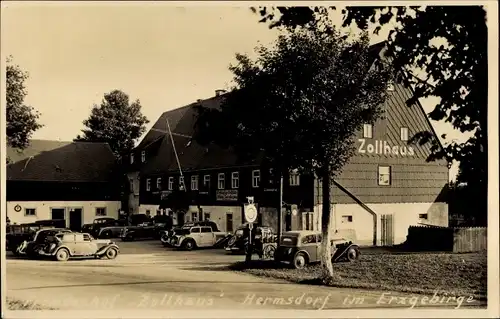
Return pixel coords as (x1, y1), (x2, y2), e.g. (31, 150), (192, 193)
(293, 249), (311, 262)
(180, 237), (196, 246)
(96, 243), (120, 255)
(332, 243), (359, 262)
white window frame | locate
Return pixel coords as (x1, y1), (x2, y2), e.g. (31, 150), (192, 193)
(231, 172), (239, 189)
(156, 177), (162, 190)
(203, 175), (211, 188)
(168, 177), (174, 190)
(252, 170), (261, 188)
(191, 175), (199, 190)
(24, 208), (36, 216)
(130, 154), (134, 164)
(146, 178), (151, 191)
(289, 169), (300, 186)
(378, 166), (391, 186)
(400, 127), (409, 141)
(204, 212), (211, 221)
(268, 168), (274, 185)
(363, 124), (373, 139)
(141, 151), (146, 163)
(218, 173), (225, 190)
(96, 207), (107, 216)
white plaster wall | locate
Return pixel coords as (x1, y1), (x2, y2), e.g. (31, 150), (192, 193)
(311, 202), (448, 246)
(138, 204), (159, 216)
(7, 201), (121, 226)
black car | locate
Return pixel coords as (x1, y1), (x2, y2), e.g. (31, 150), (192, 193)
(81, 217), (126, 238)
(18, 228), (73, 258)
(119, 225), (157, 241)
(225, 224), (276, 254)
(7, 219), (67, 255)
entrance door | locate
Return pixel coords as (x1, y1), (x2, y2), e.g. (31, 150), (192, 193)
(69, 208), (83, 231)
(226, 213), (233, 232)
(381, 214), (394, 246)
(177, 212), (185, 226)
(51, 208), (65, 220)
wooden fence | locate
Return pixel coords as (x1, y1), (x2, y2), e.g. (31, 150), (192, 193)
(406, 225), (487, 253)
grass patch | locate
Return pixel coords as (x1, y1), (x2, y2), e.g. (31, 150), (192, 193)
(230, 252), (487, 300)
(7, 298), (56, 310)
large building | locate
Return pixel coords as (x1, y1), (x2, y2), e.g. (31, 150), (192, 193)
(6, 140), (122, 230)
(126, 45), (449, 246)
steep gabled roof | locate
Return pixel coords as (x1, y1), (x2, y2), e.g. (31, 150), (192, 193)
(7, 140), (118, 182)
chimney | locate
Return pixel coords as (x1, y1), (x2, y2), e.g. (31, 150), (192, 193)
(215, 89), (226, 96)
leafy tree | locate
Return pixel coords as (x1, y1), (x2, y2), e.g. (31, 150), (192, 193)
(193, 29), (392, 279)
(252, 6), (488, 225)
(6, 56), (43, 151)
(75, 90), (149, 159)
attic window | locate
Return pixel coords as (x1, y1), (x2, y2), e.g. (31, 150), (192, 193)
(186, 140), (192, 147)
(387, 80), (395, 92)
(130, 154), (134, 164)
(141, 151), (146, 163)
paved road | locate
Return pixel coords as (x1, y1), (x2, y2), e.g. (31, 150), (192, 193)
(6, 240), (486, 311)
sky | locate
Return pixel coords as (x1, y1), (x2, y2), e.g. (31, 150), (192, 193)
(2, 3), (466, 178)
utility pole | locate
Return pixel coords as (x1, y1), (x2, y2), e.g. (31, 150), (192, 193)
(166, 119), (185, 191)
(277, 173), (283, 245)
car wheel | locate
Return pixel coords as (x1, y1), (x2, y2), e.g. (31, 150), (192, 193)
(346, 247), (359, 262)
(183, 240), (195, 251)
(227, 236), (236, 246)
(103, 231), (113, 239)
(105, 247), (118, 260)
(55, 248), (70, 262)
(293, 253), (308, 269)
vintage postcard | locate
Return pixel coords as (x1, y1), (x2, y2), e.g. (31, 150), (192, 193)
(1, 1), (498, 318)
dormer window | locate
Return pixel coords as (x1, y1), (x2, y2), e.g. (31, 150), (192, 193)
(400, 127), (409, 141)
(130, 154), (134, 164)
(363, 124), (373, 139)
(387, 80), (395, 92)
(141, 151), (146, 163)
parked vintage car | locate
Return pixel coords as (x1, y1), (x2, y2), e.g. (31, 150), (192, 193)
(17, 228), (73, 258)
(38, 232), (120, 261)
(119, 225), (157, 241)
(274, 230), (360, 269)
(160, 221), (221, 247)
(81, 217), (126, 238)
(225, 224), (276, 254)
(7, 223), (43, 254)
(171, 224), (228, 250)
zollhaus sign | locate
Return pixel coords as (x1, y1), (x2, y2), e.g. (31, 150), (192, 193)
(358, 139), (415, 156)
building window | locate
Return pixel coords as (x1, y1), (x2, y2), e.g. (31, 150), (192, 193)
(96, 207), (107, 216)
(179, 176), (185, 190)
(141, 151), (146, 163)
(156, 178), (162, 190)
(168, 177), (174, 190)
(203, 175), (211, 188)
(419, 214), (428, 220)
(129, 179), (134, 192)
(145, 210), (151, 216)
(130, 154), (134, 164)
(341, 215), (353, 223)
(400, 127), (409, 141)
(252, 170), (260, 188)
(387, 80), (395, 91)
(378, 166), (391, 186)
(204, 212), (211, 221)
(146, 178), (151, 191)
(289, 169), (300, 186)
(218, 173), (225, 189)
(231, 172), (239, 189)
(24, 208), (36, 216)
(192, 212), (198, 222)
(363, 124), (373, 138)
(191, 175), (199, 190)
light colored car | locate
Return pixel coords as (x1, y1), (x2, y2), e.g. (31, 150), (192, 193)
(38, 232), (120, 261)
(171, 225), (228, 250)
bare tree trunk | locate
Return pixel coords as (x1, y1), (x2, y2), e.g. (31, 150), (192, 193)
(320, 169), (335, 282)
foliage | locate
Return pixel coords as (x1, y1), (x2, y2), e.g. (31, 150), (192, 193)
(251, 6), (488, 223)
(75, 90), (149, 159)
(193, 29), (392, 278)
(6, 56), (43, 150)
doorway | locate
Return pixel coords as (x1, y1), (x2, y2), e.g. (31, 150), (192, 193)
(226, 213), (233, 232)
(69, 208), (83, 231)
(381, 214), (394, 246)
(51, 208), (65, 220)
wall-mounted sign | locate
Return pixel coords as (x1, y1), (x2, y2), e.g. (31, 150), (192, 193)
(358, 139), (415, 156)
(263, 188), (278, 192)
(14, 205), (22, 212)
(216, 189), (238, 202)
